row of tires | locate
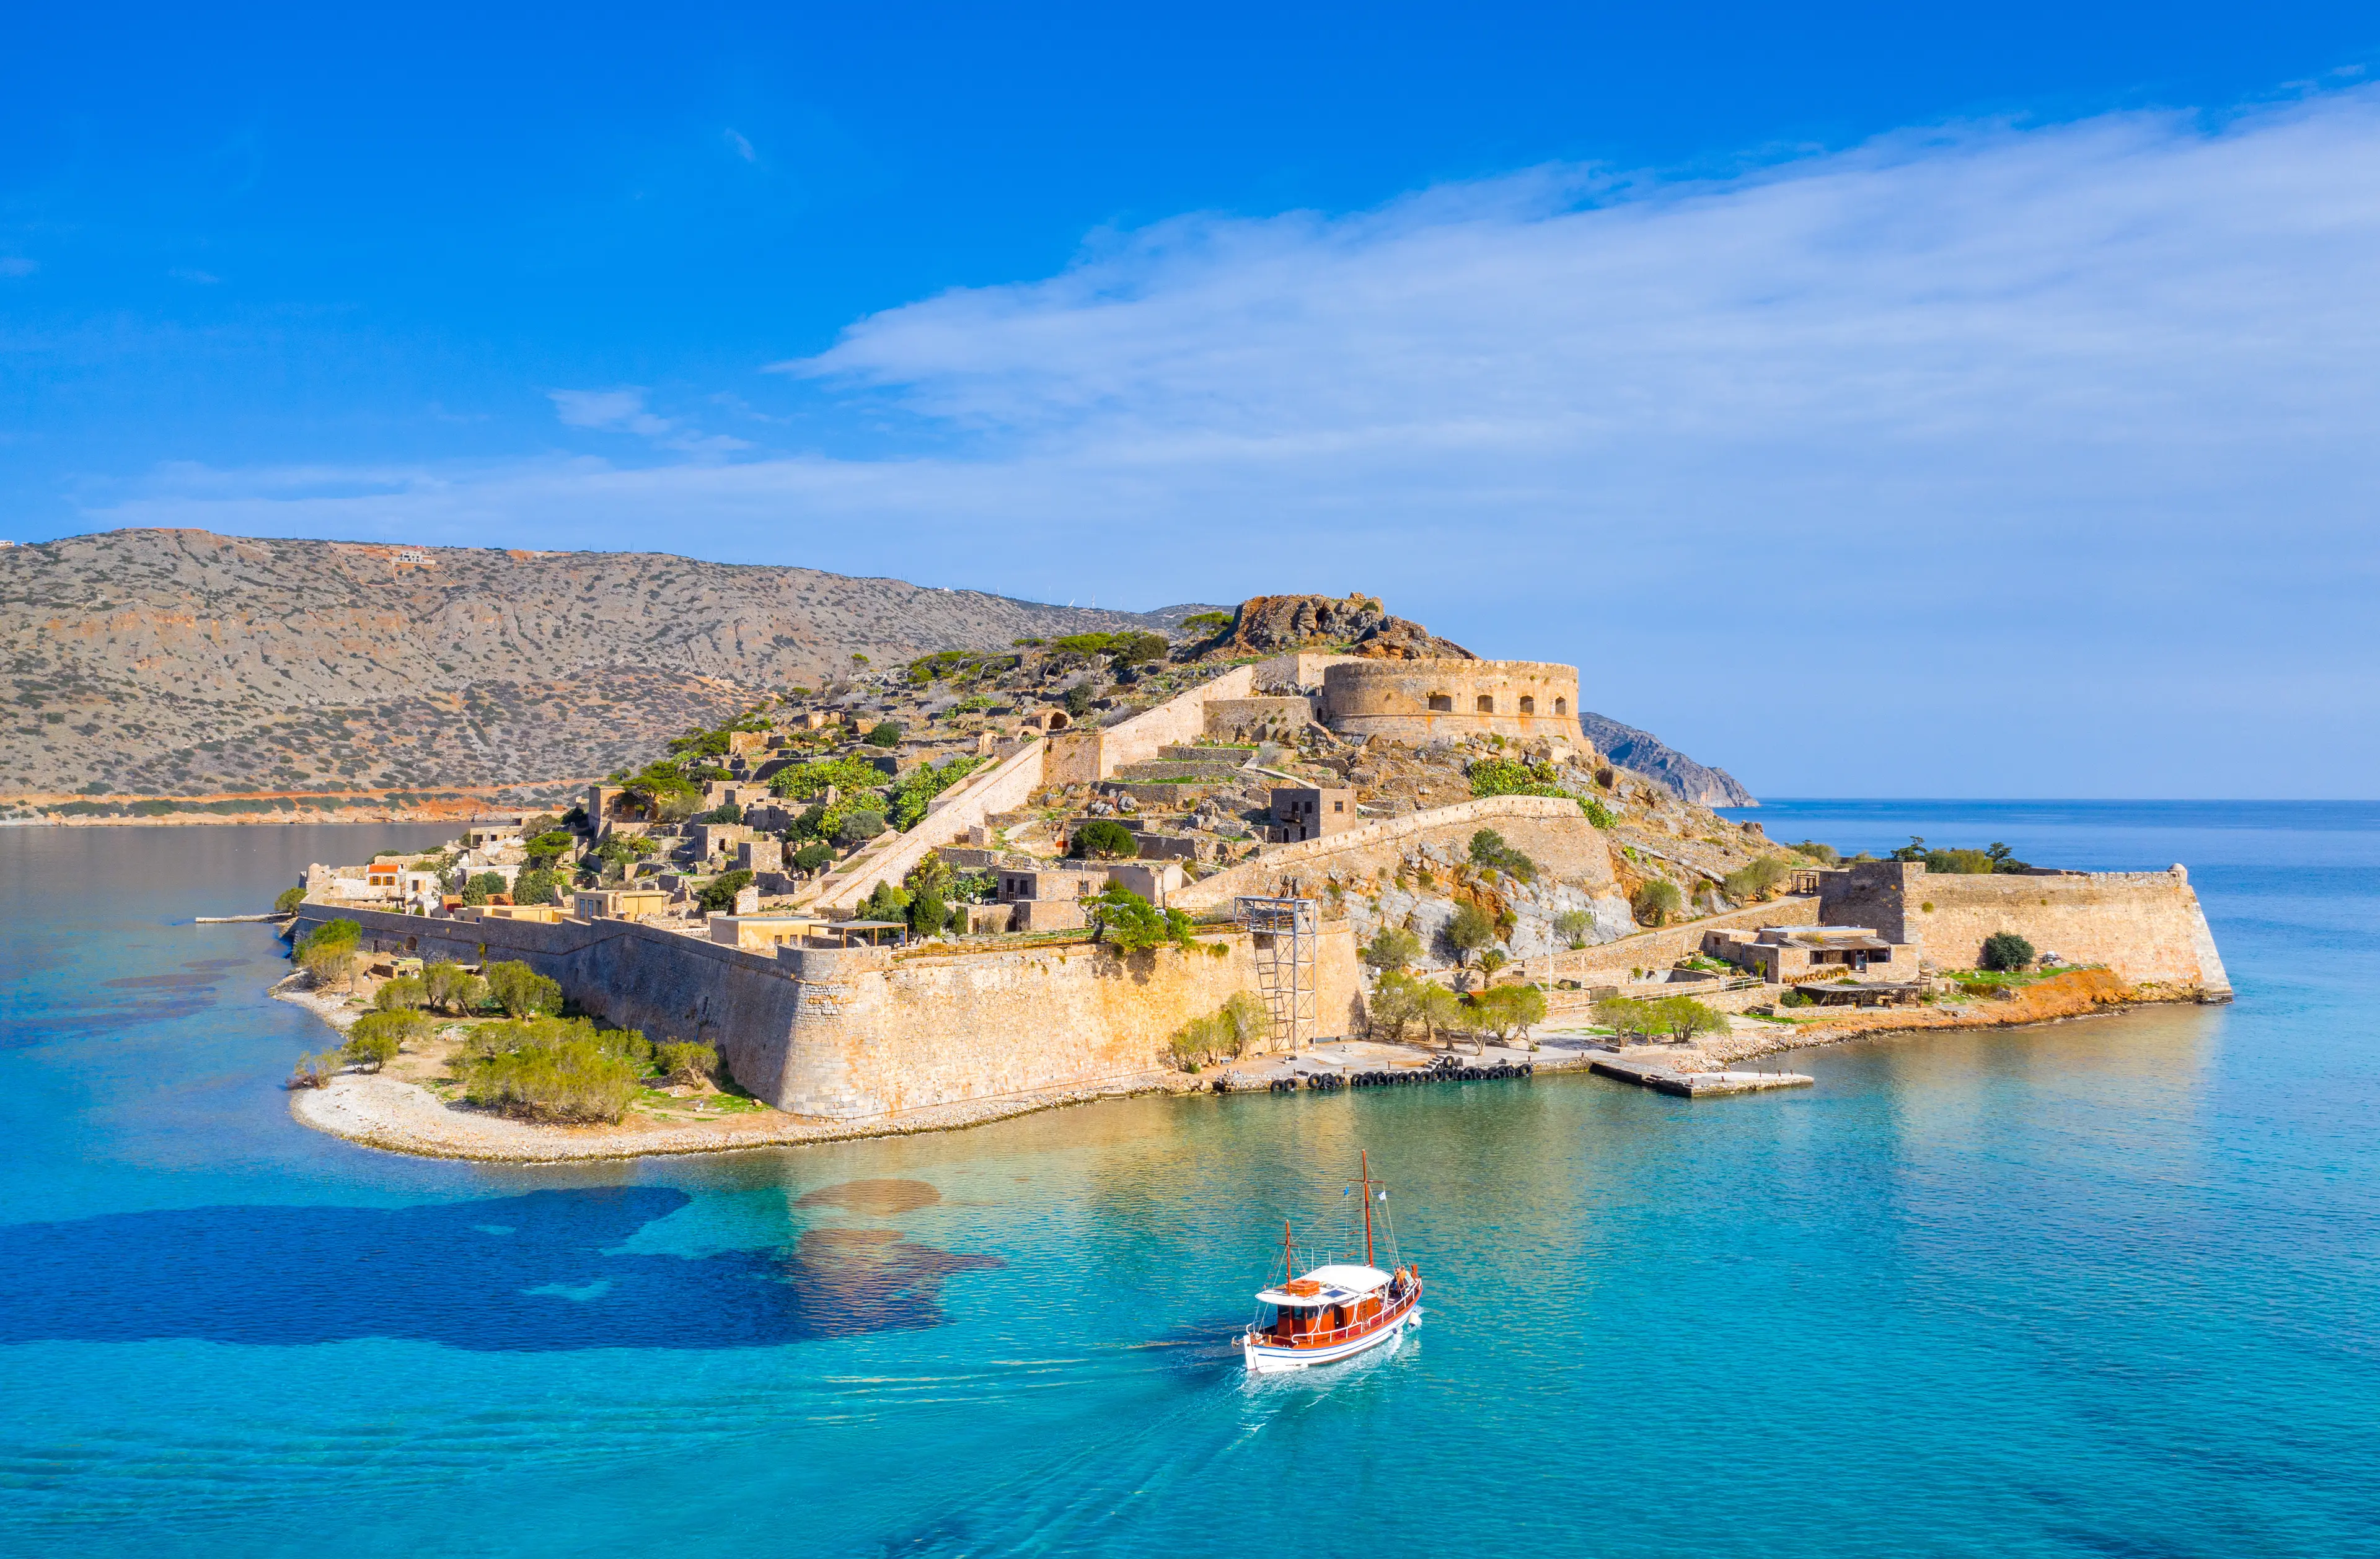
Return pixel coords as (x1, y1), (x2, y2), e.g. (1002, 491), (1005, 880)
(1246, 1063), (1535, 1094)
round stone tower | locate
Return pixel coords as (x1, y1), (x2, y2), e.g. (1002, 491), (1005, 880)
(1318, 659), (1580, 742)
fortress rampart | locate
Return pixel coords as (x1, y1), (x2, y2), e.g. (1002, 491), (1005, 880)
(292, 903), (1359, 1120)
(1319, 658), (1580, 742)
(1818, 861), (2231, 995)
(1171, 794), (1602, 913)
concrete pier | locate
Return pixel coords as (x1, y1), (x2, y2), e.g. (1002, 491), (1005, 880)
(1589, 1055), (1813, 1097)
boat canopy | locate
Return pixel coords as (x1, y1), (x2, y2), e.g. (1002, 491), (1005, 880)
(1254, 1263), (1393, 1307)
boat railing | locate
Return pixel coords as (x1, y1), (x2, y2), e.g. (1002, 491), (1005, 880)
(1250, 1288), (1417, 1349)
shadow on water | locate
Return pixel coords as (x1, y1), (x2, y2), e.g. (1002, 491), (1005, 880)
(0, 1187), (1001, 1350)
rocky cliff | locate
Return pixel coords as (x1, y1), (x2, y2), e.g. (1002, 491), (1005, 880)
(1577, 712), (1756, 808)
(0, 529), (1203, 802)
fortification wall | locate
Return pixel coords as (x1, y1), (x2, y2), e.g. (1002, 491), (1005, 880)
(1818, 862), (2231, 993)
(1173, 794), (1595, 912)
(1319, 658), (1580, 742)
(778, 924), (1362, 1118)
(1041, 664), (1259, 786)
(289, 903), (1360, 1122)
(1253, 652), (1362, 693)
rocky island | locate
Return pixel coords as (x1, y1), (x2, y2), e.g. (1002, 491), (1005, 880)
(270, 589), (2231, 1161)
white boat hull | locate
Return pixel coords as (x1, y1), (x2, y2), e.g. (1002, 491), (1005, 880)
(1241, 1307), (1419, 1374)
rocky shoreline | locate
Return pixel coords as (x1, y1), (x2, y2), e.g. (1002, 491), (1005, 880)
(273, 967), (2175, 1164)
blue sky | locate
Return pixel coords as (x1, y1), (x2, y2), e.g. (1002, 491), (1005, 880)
(5, 4), (2378, 797)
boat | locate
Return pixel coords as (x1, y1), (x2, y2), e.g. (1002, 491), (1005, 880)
(1240, 1152), (1422, 1374)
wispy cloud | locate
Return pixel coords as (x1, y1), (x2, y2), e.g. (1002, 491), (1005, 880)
(0, 257), (36, 278)
(167, 266), (221, 284)
(725, 128), (757, 163)
(84, 86), (2380, 793)
(545, 387), (751, 455)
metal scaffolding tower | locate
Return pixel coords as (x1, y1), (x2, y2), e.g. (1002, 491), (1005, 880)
(1237, 895), (1318, 1052)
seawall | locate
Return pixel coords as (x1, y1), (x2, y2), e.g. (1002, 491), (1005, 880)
(291, 905), (1358, 1121)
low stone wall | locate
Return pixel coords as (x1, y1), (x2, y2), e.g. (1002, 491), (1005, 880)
(289, 903), (1360, 1122)
(1819, 861), (2230, 993)
(1501, 895), (1823, 986)
(1173, 794), (1592, 912)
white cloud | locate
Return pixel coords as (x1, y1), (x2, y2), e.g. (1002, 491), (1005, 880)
(725, 128), (757, 163)
(86, 86), (2380, 794)
(0, 257), (36, 278)
(545, 387), (751, 455)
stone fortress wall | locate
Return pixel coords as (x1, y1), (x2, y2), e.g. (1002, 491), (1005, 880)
(1318, 658), (1581, 743)
(1818, 860), (2231, 996)
(291, 903), (1360, 1121)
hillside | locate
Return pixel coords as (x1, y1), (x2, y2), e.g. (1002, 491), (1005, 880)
(0, 529), (1201, 806)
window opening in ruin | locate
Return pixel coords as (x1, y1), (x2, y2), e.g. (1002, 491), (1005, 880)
(1427, 694), (1453, 712)
(1518, 696), (1536, 714)
(1554, 697), (1567, 714)
(1476, 695), (1494, 713)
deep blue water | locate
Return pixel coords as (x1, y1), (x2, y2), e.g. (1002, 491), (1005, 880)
(1, 805), (2376, 1557)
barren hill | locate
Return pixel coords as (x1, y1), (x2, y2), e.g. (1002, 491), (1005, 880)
(0, 529), (1202, 804)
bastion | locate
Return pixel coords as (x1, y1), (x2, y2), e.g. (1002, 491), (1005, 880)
(291, 904), (1361, 1120)
(1319, 658), (1580, 743)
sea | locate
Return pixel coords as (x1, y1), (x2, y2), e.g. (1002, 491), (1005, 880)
(0, 801), (2374, 1558)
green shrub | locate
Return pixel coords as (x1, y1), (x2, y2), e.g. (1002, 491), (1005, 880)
(835, 810), (887, 848)
(1062, 683), (1094, 719)
(1722, 856), (1789, 900)
(1085, 884), (1195, 954)
(1468, 828), (1538, 884)
(1581, 798), (1616, 829)
(342, 1027), (400, 1071)
(298, 917), (360, 955)
(1367, 969), (1429, 1040)
(423, 959), (488, 1015)
(273, 885), (307, 915)
(1071, 819), (1139, 860)
(654, 1040), (719, 1087)
(907, 887), (951, 938)
(1476, 948), (1509, 977)
(461, 1017), (650, 1123)
(461, 871), (506, 907)
(1925, 848), (1997, 876)
(1651, 994), (1724, 1042)
(791, 841), (835, 873)
(1180, 610), (1235, 638)
(522, 829), (578, 867)
(1445, 902), (1494, 964)
(692, 802), (743, 826)
(483, 960), (563, 1018)
(1554, 909), (1594, 949)
(374, 975), (427, 1012)
(1164, 990), (1271, 1068)
(697, 871), (754, 913)
(288, 1050), (343, 1089)
(512, 867), (563, 906)
(1980, 931), (2037, 972)
(1792, 840), (1840, 866)
(1468, 983), (1547, 1042)
(1631, 881), (1683, 926)
(859, 880), (910, 923)
(769, 756), (889, 801)
(888, 755), (987, 829)
(1360, 926), (1422, 973)
(1592, 995), (1656, 1039)
(865, 721), (903, 747)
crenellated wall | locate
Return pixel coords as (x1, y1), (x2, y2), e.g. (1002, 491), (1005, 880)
(290, 904), (1360, 1121)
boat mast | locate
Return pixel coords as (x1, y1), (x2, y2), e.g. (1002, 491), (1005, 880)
(1360, 1150), (1375, 1269)
(1284, 1218), (1295, 1282)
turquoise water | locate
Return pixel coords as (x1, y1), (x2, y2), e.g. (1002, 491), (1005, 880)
(1, 804), (2376, 1557)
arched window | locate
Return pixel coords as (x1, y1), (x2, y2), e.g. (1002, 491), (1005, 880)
(1554, 696), (1568, 715)
(1427, 693), (1453, 712)
(1518, 696), (1536, 714)
(1476, 695), (1494, 714)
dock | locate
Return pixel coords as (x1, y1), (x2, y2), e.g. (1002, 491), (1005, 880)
(195, 913), (286, 924)
(1589, 1055), (1813, 1097)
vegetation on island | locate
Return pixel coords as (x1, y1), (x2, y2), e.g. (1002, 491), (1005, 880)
(1593, 993), (1725, 1043)
(1164, 990), (1270, 1069)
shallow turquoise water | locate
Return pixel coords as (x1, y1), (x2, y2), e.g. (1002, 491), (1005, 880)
(1, 804), (2375, 1557)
